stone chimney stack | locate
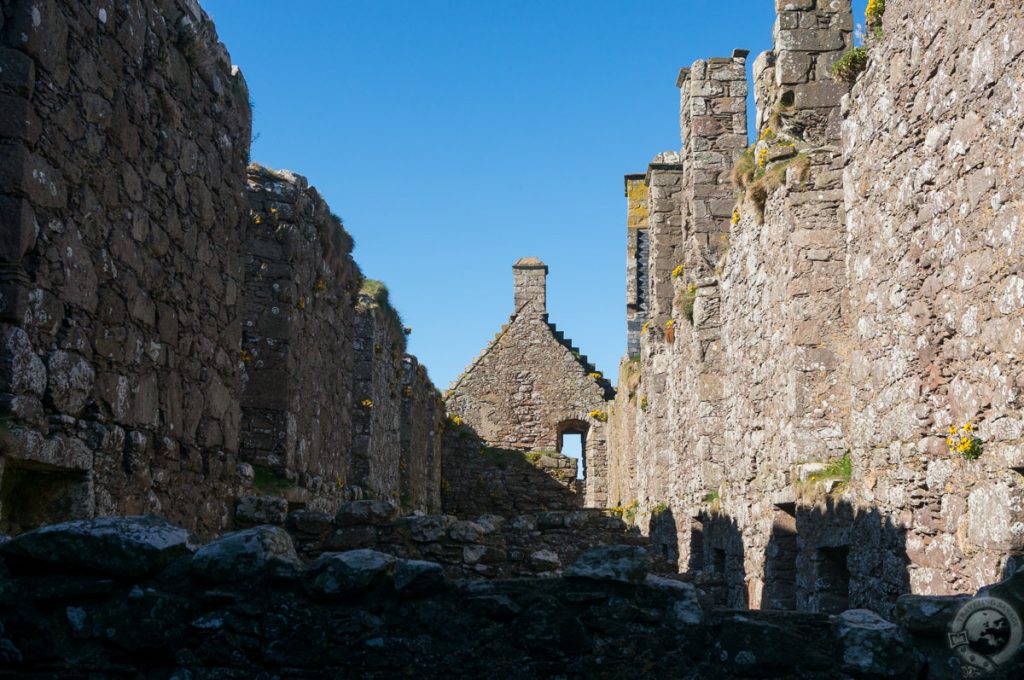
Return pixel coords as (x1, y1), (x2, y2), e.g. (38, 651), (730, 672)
(513, 257), (548, 314)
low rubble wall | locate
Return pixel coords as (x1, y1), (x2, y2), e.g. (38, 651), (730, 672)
(3, 516), (1012, 678)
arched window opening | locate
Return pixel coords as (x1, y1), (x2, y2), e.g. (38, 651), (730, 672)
(556, 419), (588, 480)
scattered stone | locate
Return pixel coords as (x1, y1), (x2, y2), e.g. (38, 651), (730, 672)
(896, 594), (970, 634)
(645, 574), (704, 626)
(0, 516), (192, 578)
(302, 549), (396, 597)
(234, 496), (288, 526)
(565, 545), (648, 585)
(835, 609), (922, 678)
(285, 510), (334, 536)
(400, 515), (451, 542)
(393, 559), (445, 596)
(334, 500), (399, 527)
(448, 520), (483, 542)
(190, 526), (301, 584)
(528, 549), (561, 572)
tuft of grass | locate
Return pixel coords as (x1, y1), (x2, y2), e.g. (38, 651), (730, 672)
(702, 490), (720, 505)
(677, 284), (698, 323)
(620, 356), (642, 397)
(807, 453), (853, 484)
(651, 501), (670, 517)
(831, 47), (868, 83)
(731, 149), (757, 189)
(358, 279), (406, 350)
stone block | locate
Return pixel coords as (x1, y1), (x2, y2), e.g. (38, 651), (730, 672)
(191, 525), (301, 584)
(1, 516), (192, 578)
(235, 496), (288, 526)
(775, 29), (847, 53)
(0, 47), (36, 96)
(302, 549), (396, 597)
(793, 81), (846, 109)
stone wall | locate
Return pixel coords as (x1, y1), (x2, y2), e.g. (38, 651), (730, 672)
(842, 0), (1024, 594)
(446, 258), (613, 507)
(0, 0), (444, 535)
(606, 0), (1024, 620)
(283, 499), (651, 580)
(441, 426), (583, 517)
(0, 0), (251, 536)
(240, 165), (360, 513)
(1, 514), (1000, 679)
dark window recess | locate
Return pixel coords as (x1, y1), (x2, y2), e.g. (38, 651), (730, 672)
(814, 546), (851, 614)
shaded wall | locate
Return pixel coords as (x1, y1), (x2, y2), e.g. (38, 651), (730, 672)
(0, 0), (251, 535)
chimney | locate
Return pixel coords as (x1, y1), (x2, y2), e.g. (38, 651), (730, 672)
(513, 257), (547, 314)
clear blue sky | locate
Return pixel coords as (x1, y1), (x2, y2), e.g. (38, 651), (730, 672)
(204, 0), (868, 390)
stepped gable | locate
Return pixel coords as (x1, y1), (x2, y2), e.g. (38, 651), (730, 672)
(445, 258), (612, 507)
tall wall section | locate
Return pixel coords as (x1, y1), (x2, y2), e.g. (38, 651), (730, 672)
(0, 0), (251, 535)
(608, 0), (1024, 618)
(842, 0), (1024, 594)
(0, 0), (444, 535)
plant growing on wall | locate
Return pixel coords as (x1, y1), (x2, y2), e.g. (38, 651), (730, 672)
(866, 0), (885, 37)
(640, 396), (649, 412)
(672, 264), (685, 279)
(831, 47), (868, 83)
(589, 409), (608, 422)
(947, 423), (982, 461)
(677, 284), (698, 323)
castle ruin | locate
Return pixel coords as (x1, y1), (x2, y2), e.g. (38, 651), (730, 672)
(1, 0), (1023, 676)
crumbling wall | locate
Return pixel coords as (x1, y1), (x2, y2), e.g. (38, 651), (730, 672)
(441, 427), (582, 516)
(399, 355), (443, 513)
(0, 0), (251, 535)
(843, 0), (1024, 593)
(0, 0), (445, 536)
(240, 166), (360, 512)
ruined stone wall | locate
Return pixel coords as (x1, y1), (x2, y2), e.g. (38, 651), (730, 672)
(608, 0), (1024, 619)
(399, 355), (443, 513)
(441, 427), (582, 517)
(842, 0), (1024, 594)
(287, 500), (649, 580)
(0, 0), (251, 536)
(351, 303), (404, 505)
(0, 0), (444, 536)
(6, 514), (1019, 679)
(624, 175), (649, 357)
(446, 259), (613, 507)
(240, 166), (360, 513)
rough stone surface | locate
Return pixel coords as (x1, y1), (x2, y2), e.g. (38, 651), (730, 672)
(234, 495), (288, 526)
(606, 0), (1024, 621)
(445, 259), (613, 507)
(302, 548), (397, 597)
(565, 545), (649, 585)
(834, 609), (922, 678)
(0, 515), (192, 578)
(0, 0), (443, 537)
(190, 525), (301, 584)
(5, 518), (1010, 679)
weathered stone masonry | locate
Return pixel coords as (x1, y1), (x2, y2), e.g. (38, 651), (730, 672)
(608, 0), (1024, 620)
(445, 258), (614, 508)
(0, 0), (444, 536)
(0, 0), (251, 536)
(6, 514), (1024, 678)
